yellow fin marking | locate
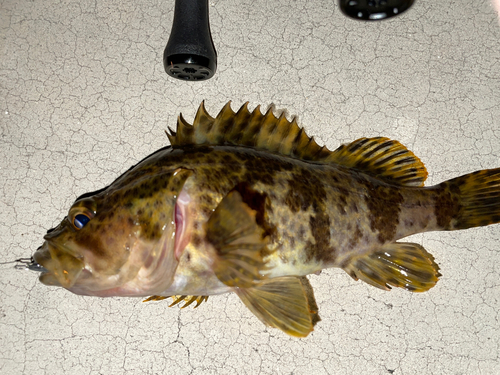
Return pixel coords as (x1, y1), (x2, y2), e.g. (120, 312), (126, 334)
(235, 276), (320, 338)
(327, 137), (427, 186)
(344, 242), (441, 292)
(143, 295), (208, 308)
(329, 137), (428, 187)
(143, 295), (168, 302)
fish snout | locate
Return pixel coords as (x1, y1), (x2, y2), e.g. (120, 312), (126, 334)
(33, 241), (84, 288)
(33, 243), (50, 268)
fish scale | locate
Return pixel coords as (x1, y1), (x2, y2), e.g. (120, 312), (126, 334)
(29, 102), (500, 337)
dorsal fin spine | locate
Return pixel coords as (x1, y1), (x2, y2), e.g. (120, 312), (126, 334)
(230, 102), (251, 143)
(219, 102), (237, 143)
(165, 128), (175, 145)
(258, 109), (278, 149)
(176, 114), (193, 146)
(276, 114), (292, 154)
(193, 101), (215, 144)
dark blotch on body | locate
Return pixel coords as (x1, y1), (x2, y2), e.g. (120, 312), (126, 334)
(192, 234), (202, 247)
(434, 182), (461, 229)
(363, 179), (403, 243)
(284, 167), (326, 213)
(233, 182), (277, 241)
(242, 152), (289, 186)
(306, 211), (337, 263)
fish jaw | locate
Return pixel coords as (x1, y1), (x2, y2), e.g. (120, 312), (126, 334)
(34, 241), (85, 289)
(66, 224), (179, 297)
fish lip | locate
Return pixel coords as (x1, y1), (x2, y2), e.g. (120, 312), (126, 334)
(33, 241), (82, 272)
(33, 241), (85, 288)
(33, 243), (51, 272)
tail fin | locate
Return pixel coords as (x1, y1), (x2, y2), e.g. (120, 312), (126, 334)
(440, 168), (500, 230)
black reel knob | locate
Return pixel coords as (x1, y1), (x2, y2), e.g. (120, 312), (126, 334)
(164, 0), (217, 81)
(339, 0), (415, 21)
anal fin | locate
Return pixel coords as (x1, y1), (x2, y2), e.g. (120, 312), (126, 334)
(205, 190), (271, 288)
(343, 242), (441, 292)
(235, 276), (320, 337)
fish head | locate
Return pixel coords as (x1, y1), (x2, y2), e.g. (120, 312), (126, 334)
(33, 167), (192, 297)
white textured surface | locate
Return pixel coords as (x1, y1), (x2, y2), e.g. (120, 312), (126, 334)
(1, 0), (500, 374)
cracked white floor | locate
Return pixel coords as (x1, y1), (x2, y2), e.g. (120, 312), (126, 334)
(1, 0), (500, 374)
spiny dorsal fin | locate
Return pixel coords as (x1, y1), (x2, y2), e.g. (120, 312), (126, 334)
(167, 102), (428, 187)
(328, 137), (428, 186)
(167, 101), (331, 162)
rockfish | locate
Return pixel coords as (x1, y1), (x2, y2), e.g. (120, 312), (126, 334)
(31, 102), (500, 337)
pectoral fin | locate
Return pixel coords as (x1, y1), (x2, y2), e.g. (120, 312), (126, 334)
(235, 276), (321, 337)
(205, 190), (271, 288)
(343, 242), (441, 292)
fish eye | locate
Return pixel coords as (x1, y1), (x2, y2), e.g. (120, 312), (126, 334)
(68, 198), (97, 231)
(73, 213), (91, 230)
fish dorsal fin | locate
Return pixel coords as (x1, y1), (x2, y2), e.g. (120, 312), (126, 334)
(167, 101), (331, 162)
(328, 137), (428, 186)
(168, 103), (428, 186)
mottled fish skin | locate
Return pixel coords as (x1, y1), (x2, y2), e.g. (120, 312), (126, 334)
(31, 102), (500, 337)
(146, 145), (447, 297)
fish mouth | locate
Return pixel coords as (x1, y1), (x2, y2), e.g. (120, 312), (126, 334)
(33, 242), (85, 288)
(23, 253), (49, 273)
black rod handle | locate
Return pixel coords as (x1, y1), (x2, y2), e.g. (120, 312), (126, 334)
(164, 0), (217, 81)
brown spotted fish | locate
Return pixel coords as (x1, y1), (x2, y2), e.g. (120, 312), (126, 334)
(31, 102), (500, 337)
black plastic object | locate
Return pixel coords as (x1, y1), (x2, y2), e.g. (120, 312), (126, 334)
(164, 0), (217, 81)
(339, 0), (415, 21)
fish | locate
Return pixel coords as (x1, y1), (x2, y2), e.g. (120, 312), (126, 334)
(30, 102), (500, 337)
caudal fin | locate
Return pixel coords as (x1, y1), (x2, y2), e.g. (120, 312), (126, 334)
(440, 168), (500, 230)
